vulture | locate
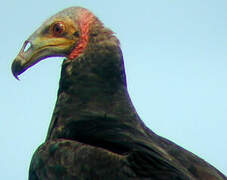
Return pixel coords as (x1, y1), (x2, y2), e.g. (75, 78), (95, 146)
(11, 7), (226, 180)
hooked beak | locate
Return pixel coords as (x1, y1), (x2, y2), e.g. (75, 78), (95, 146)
(12, 40), (42, 80)
(11, 31), (75, 80)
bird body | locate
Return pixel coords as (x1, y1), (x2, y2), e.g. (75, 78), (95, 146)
(12, 7), (226, 180)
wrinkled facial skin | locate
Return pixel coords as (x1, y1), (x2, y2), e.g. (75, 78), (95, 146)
(11, 7), (81, 79)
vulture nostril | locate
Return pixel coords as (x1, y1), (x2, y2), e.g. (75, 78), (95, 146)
(23, 41), (32, 53)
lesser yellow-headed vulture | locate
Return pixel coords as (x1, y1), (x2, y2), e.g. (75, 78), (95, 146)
(11, 7), (226, 180)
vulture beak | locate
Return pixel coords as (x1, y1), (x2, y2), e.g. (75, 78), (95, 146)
(11, 20), (78, 80)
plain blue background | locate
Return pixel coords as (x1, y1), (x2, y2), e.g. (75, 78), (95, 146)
(1, 1), (226, 179)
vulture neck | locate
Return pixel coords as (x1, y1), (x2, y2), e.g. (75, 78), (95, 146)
(46, 32), (144, 142)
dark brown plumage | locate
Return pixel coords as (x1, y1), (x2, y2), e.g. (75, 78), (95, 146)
(11, 7), (226, 180)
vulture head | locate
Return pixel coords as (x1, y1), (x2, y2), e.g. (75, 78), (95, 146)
(11, 7), (119, 80)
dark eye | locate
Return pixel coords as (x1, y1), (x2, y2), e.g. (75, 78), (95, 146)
(51, 22), (65, 36)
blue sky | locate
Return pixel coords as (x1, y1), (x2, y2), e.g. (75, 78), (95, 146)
(1, 1), (226, 179)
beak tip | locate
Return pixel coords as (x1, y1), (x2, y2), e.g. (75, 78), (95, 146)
(14, 74), (20, 80)
(11, 59), (23, 80)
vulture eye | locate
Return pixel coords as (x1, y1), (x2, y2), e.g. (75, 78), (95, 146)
(51, 22), (65, 36)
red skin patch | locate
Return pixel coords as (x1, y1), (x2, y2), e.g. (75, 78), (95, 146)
(68, 9), (95, 59)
